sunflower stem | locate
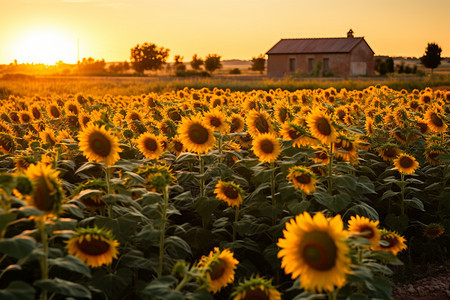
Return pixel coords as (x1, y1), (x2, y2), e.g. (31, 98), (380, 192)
(218, 133), (223, 164)
(175, 273), (190, 291)
(400, 172), (405, 216)
(199, 155), (205, 198)
(105, 166), (113, 218)
(327, 289), (338, 300)
(233, 206), (240, 242)
(327, 143), (334, 196)
(158, 185), (169, 277)
(39, 221), (49, 300)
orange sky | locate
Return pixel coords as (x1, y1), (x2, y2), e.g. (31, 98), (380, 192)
(1, 0), (449, 64)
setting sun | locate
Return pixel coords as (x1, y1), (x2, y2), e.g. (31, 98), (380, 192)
(13, 29), (77, 65)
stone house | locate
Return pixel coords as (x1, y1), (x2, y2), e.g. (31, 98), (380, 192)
(266, 30), (375, 77)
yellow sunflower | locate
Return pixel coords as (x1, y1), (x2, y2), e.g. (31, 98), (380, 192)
(334, 139), (357, 162)
(424, 144), (445, 166)
(252, 133), (280, 163)
(169, 136), (185, 156)
(232, 276), (281, 300)
(78, 124), (122, 166)
(30, 104), (43, 120)
(394, 153), (419, 175)
(287, 166), (317, 194)
(313, 146), (329, 165)
(280, 123), (317, 148)
(416, 117), (431, 135)
(0, 133), (15, 154)
(347, 215), (380, 247)
(228, 114), (245, 133)
(66, 227), (119, 268)
(19, 111), (33, 124)
(198, 247), (239, 293)
(375, 229), (407, 256)
(306, 109), (337, 145)
(378, 144), (400, 161)
(178, 116), (215, 154)
(214, 180), (244, 207)
(424, 108), (448, 133)
(204, 108), (229, 134)
(25, 162), (63, 215)
(277, 212), (351, 293)
(246, 110), (274, 137)
(47, 102), (61, 119)
(136, 133), (163, 159)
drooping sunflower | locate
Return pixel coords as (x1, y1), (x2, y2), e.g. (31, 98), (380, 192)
(66, 227), (119, 268)
(287, 166), (317, 194)
(39, 128), (57, 148)
(306, 109), (337, 145)
(424, 107), (448, 133)
(252, 133), (280, 163)
(424, 144), (445, 166)
(65, 100), (81, 116)
(169, 136), (185, 156)
(394, 153), (419, 175)
(178, 116), (215, 154)
(313, 146), (329, 165)
(228, 114), (245, 134)
(0, 133), (15, 154)
(204, 108), (229, 134)
(334, 139), (357, 162)
(47, 102), (61, 119)
(416, 117), (431, 135)
(375, 229), (407, 256)
(246, 110), (274, 137)
(423, 223), (445, 240)
(347, 215), (380, 247)
(214, 180), (244, 207)
(78, 124), (122, 166)
(136, 133), (163, 159)
(277, 212), (351, 293)
(198, 247), (239, 293)
(231, 276), (281, 300)
(274, 101), (290, 124)
(378, 144), (400, 161)
(25, 162), (63, 216)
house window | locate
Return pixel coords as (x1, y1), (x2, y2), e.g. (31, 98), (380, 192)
(323, 58), (329, 72)
(308, 59), (314, 72)
(289, 58), (296, 72)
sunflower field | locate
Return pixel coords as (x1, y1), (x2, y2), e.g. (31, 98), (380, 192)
(0, 86), (449, 300)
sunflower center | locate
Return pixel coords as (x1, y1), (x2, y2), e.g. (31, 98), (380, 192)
(255, 115), (269, 134)
(174, 141), (183, 152)
(223, 186), (239, 199)
(88, 132), (112, 157)
(428, 152), (439, 160)
(144, 138), (158, 151)
(129, 113), (141, 121)
(209, 259), (226, 281)
(278, 108), (287, 123)
(230, 118), (242, 133)
(422, 95), (431, 103)
(300, 231), (337, 271)
(248, 102), (257, 110)
(168, 111), (181, 121)
(380, 236), (396, 249)
(430, 113), (443, 127)
(316, 151), (328, 160)
(77, 236), (110, 255)
(210, 117), (222, 128)
(288, 129), (301, 139)
(343, 143), (354, 152)
(242, 289), (270, 300)
(260, 139), (274, 154)
(383, 147), (397, 158)
(316, 117), (331, 136)
(68, 104), (78, 114)
(295, 174), (311, 184)
(33, 176), (56, 212)
(359, 225), (375, 239)
(188, 123), (209, 145)
(399, 156), (413, 168)
(417, 122), (428, 134)
(410, 101), (419, 109)
(50, 106), (60, 118)
(32, 108), (41, 119)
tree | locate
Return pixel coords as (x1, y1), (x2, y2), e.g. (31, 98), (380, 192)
(251, 54), (266, 74)
(77, 57), (106, 75)
(173, 55), (186, 72)
(420, 43), (442, 74)
(190, 54), (203, 70)
(130, 43), (170, 74)
(204, 54), (222, 74)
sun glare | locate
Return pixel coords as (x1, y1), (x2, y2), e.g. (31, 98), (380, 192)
(13, 29), (77, 65)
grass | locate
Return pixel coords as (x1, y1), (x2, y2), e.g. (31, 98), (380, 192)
(1, 74), (450, 98)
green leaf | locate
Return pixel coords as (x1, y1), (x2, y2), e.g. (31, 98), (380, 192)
(34, 278), (91, 299)
(381, 190), (399, 201)
(91, 268), (132, 300)
(384, 213), (408, 233)
(75, 161), (98, 175)
(335, 174), (357, 191)
(404, 197), (425, 211)
(165, 236), (192, 258)
(0, 236), (36, 259)
(287, 200), (311, 215)
(330, 193), (352, 213)
(141, 275), (183, 300)
(346, 203), (379, 221)
(48, 255), (91, 278)
(61, 203), (85, 219)
(124, 171), (146, 185)
(102, 194), (133, 205)
(0, 281), (35, 300)
(0, 212), (17, 234)
(186, 290), (214, 300)
(312, 191), (333, 210)
(193, 196), (221, 225)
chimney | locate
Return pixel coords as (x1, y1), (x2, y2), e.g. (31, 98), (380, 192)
(347, 29), (354, 38)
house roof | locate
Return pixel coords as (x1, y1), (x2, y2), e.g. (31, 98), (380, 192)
(266, 37), (374, 55)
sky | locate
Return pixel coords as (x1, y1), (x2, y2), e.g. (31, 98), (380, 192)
(1, 0), (449, 64)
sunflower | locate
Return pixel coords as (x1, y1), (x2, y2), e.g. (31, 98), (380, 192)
(277, 212), (351, 293)
(334, 139), (357, 162)
(347, 215), (380, 247)
(66, 227), (119, 268)
(419, 93), (432, 105)
(0, 133), (15, 154)
(78, 124), (122, 166)
(274, 101), (290, 124)
(198, 247), (239, 293)
(307, 109), (337, 145)
(204, 108), (229, 134)
(178, 116), (215, 154)
(78, 112), (91, 128)
(280, 123), (317, 148)
(252, 133), (280, 163)
(25, 162), (63, 215)
(39, 128), (57, 148)
(231, 276), (281, 300)
(169, 136), (185, 156)
(237, 133), (253, 148)
(136, 133), (163, 159)
(416, 117), (430, 135)
(424, 144), (445, 166)
(47, 102), (61, 119)
(394, 153), (419, 175)
(30, 104), (42, 120)
(378, 144), (400, 161)
(287, 166), (317, 194)
(424, 108), (448, 133)
(375, 229), (407, 256)
(423, 223), (445, 240)
(214, 180), (243, 207)
(334, 107), (348, 123)
(19, 111), (33, 124)
(65, 100), (81, 116)
(246, 110), (274, 137)
(228, 114), (245, 133)
(313, 146), (329, 165)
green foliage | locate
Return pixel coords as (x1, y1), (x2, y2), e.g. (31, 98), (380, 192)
(420, 42), (442, 73)
(229, 68), (241, 74)
(251, 54), (265, 74)
(190, 54), (204, 71)
(130, 43), (170, 74)
(204, 54), (222, 74)
(77, 57), (106, 75)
